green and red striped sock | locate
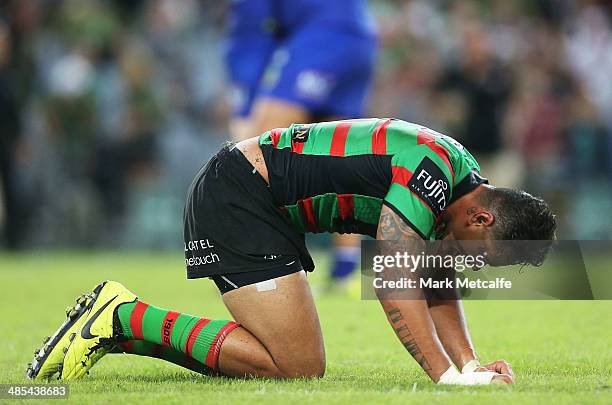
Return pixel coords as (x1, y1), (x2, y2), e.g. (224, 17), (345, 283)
(114, 301), (239, 371)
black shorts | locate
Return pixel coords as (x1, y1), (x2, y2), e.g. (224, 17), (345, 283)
(183, 144), (314, 283)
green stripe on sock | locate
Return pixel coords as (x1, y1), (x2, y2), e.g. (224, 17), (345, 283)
(173, 314), (199, 352)
(117, 301), (236, 371)
(190, 320), (231, 362)
(141, 305), (168, 345)
(117, 302), (137, 339)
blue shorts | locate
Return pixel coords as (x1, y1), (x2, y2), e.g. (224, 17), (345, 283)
(225, 26), (377, 118)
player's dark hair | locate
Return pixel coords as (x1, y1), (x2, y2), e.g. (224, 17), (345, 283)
(482, 188), (556, 267)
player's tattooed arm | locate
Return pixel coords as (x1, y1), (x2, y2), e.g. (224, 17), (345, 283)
(384, 306), (433, 372)
(376, 205), (453, 382)
(378, 205), (420, 241)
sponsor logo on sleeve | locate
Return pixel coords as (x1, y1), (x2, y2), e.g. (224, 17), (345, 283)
(292, 124), (312, 143)
(408, 157), (451, 215)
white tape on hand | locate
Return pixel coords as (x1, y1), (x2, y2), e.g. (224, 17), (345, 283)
(438, 366), (461, 384)
(438, 366), (495, 385)
(461, 359), (481, 374)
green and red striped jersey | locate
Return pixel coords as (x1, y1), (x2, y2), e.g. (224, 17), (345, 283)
(259, 118), (487, 239)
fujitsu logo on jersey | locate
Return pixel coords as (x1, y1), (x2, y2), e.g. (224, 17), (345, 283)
(408, 157), (451, 216)
(416, 169), (448, 208)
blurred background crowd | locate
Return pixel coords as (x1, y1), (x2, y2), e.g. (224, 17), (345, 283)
(1, 0), (611, 250)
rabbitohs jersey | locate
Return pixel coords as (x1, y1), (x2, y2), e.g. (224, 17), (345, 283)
(259, 118), (487, 240)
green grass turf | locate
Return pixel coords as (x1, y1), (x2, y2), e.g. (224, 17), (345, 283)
(0, 252), (610, 404)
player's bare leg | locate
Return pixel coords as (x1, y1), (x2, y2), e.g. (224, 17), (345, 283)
(114, 270), (325, 378)
(219, 271), (325, 378)
(114, 270), (324, 378)
(45, 273), (323, 380)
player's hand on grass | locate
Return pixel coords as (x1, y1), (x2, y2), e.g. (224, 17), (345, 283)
(474, 360), (514, 385)
(477, 360), (514, 381)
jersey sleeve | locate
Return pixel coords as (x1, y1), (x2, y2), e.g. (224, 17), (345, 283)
(383, 146), (454, 239)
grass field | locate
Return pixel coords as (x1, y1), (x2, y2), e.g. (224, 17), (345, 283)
(1, 252), (610, 404)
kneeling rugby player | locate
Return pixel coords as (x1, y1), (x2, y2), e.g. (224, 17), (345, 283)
(28, 118), (556, 385)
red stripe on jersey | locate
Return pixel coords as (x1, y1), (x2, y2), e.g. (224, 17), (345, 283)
(337, 194), (355, 220)
(292, 139), (305, 154)
(129, 301), (149, 340)
(330, 123), (352, 156)
(417, 130), (455, 181)
(391, 166), (413, 186)
(270, 128), (282, 148)
(185, 318), (210, 356)
(372, 119), (391, 155)
(160, 311), (180, 347)
(204, 321), (240, 370)
(298, 198), (319, 232)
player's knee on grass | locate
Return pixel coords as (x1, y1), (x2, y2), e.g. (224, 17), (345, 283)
(276, 353), (326, 379)
(219, 330), (325, 379)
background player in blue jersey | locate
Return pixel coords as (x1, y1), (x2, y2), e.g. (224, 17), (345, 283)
(224, 0), (378, 286)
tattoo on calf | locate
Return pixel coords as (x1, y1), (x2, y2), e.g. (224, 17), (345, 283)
(385, 307), (432, 372)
